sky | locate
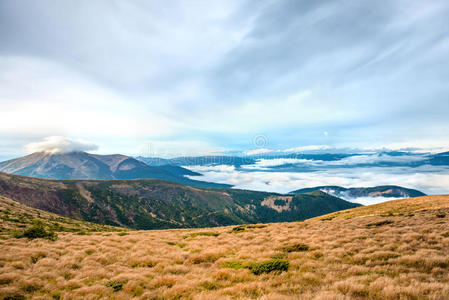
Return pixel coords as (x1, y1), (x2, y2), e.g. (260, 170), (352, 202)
(1, 0), (449, 159)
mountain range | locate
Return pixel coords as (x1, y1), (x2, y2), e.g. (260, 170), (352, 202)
(290, 185), (426, 199)
(0, 151), (230, 189)
(0, 172), (360, 229)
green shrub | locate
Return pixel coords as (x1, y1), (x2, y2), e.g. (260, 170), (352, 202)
(436, 213), (446, 218)
(247, 259), (289, 275)
(16, 221), (58, 241)
(183, 232), (219, 239)
(117, 232), (129, 236)
(105, 281), (124, 292)
(231, 226), (246, 232)
(282, 243), (309, 252)
(166, 242), (187, 248)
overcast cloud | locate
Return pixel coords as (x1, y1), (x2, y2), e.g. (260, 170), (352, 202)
(1, 0), (449, 157)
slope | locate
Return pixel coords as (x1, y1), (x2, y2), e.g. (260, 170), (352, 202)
(0, 195), (447, 299)
(0, 172), (359, 229)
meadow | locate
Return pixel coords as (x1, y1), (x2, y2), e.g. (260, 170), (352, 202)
(0, 195), (448, 299)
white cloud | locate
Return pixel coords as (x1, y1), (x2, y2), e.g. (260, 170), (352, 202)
(245, 158), (313, 168)
(24, 136), (98, 154)
(246, 148), (275, 155)
(283, 145), (332, 153)
(185, 165), (449, 197)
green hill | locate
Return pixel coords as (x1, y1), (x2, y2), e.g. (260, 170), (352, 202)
(0, 172), (359, 229)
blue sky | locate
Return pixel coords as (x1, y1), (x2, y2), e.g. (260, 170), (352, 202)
(1, 0), (449, 159)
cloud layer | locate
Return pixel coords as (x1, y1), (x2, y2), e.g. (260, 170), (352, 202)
(24, 136), (98, 154)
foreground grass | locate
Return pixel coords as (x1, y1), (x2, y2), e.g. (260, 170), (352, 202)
(0, 197), (448, 299)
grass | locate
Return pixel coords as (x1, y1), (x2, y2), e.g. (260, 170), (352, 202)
(0, 195), (448, 299)
(183, 231), (220, 239)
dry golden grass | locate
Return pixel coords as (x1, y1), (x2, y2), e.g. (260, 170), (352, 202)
(0, 196), (448, 299)
(0, 196), (119, 237)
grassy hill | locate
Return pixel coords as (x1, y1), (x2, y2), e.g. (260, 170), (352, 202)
(0, 172), (359, 229)
(314, 194), (449, 220)
(0, 195), (447, 299)
(0, 195), (120, 238)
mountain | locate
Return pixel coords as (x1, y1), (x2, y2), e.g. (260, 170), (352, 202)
(136, 155), (258, 167)
(290, 185), (426, 199)
(0, 172), (360, 229)
(0, 152), (230, 188)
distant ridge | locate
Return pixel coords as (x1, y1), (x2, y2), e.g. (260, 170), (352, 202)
(0, 172), (360, 229)
(290, 185), (426, 199)
(0, 151), (230, 189)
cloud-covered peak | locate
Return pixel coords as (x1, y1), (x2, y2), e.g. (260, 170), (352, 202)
(24, 136), (98, 154)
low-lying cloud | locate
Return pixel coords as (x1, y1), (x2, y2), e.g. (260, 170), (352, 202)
(186, 164), (449, 201)
(24, 136), (98, 154)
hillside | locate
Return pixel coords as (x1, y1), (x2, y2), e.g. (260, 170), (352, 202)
(0, 195), (120, 237)
(314, 194), (449, 220)
(0, 172), (359, 229)
(0, 152), (231, 189)
(290, 185), (426, 199)
(0, 195), (447, 299)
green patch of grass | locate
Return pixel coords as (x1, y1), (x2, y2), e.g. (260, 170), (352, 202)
(117, 231), (129, 236)
(441, 232), (449, 238)
(183, 232), (220, 239)
(166, 242), (187, 248)
(221, 260), (246, 270)
(282, 243), (309, 252)
(229, 224), (267, 233)
(221, 259), (289, 275)
(247, 259), (289, 275)
(436, 213), (446, 218)
(105, 281), (124, 292)
(271, 253), (287, 259)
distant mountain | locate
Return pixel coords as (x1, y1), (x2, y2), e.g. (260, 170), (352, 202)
(136, 155), (257, 167)
(0, 172), (360, 229)
(0, 152), (230, 188)
(425, 151), (449, 166)
(290, 185), (426, 199)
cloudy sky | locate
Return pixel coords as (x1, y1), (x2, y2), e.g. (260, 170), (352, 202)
(1, 0), (449, 159)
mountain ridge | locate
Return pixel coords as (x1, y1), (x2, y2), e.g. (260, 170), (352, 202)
(0, 172), (360, 229)
(0, 151), (230, 189)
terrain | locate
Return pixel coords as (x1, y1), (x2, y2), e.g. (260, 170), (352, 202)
(0, 152), (230, 189)
(0, 172), (359, 229)
(0, 195), (448, 299)
(290, 185), (426, 199)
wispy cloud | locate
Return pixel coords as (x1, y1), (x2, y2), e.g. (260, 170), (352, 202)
(24, 136), (98, 154)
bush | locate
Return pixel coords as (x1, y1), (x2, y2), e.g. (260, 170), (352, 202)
(183, 232), (220, 239)
(282, 243), (309, 252)
(105, 281), (124, 292)
(436, 213), (446, 218)
(247, 259), (289, 275)
(16, 221), (58, 241)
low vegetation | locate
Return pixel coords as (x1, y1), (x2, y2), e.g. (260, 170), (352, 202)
(0, 195), (448, 299)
